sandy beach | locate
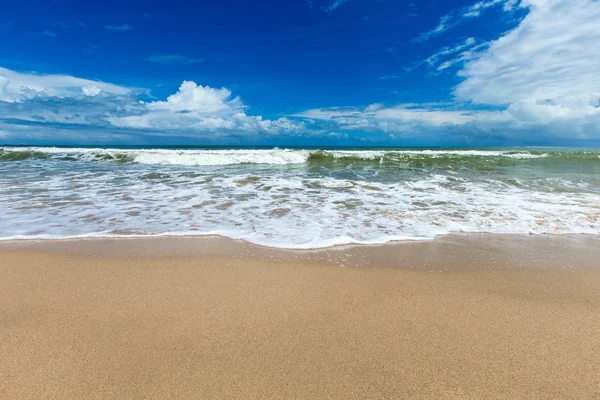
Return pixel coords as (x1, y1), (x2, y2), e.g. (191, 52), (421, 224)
(1, 235), (600, 399)
(2, 0), (600, 396)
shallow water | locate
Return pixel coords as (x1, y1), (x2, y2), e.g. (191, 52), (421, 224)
(1, 146), (599, 248)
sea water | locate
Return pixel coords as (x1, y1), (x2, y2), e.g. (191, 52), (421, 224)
(1, 146), (599, 248)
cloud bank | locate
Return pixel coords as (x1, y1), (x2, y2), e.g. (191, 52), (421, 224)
(0, 68), (303, 143)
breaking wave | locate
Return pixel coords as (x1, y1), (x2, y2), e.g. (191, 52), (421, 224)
(2, 146), (597, 169)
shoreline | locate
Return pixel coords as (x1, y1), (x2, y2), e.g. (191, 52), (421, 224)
(2, 232), (599, 271)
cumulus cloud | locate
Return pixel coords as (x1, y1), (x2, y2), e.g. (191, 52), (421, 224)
(0, 67), (132, 102)
(109, 81), (303, 135)
(81, 85), (102, 97)
(146, 81), (242, 113)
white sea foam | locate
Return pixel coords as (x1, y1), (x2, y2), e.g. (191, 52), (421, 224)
(1, 157), (598, 248)
(133, 149), (310, 165)
(0, 146), (549, 165)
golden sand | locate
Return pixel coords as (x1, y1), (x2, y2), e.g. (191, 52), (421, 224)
(1, 237), (600, 399)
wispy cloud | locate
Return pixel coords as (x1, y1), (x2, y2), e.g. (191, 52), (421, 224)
(415, 0), (519, 42)
(324, 0), (354, 12)
(104, 24), (133, 32)
(41, 30), (57, 37)
(147, 55), (204, 65)
(417, 37), (490, 72)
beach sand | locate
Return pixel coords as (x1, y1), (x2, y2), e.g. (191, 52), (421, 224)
(1, 235), (600, 399)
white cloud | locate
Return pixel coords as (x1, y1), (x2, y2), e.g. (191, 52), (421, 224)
(109, 81), (303, 135)
(415, 15), (452, 42)
(42, 30), (57, 37)
(455, 0), (600, 108)
(435, 45), (487, 71)
(104, 24), (133, 32)
(0, 67), (132, 102)
(146, 81), (243, 113)
(413, 0), (600, 134)
(294, 100), (600, 144)
(421, 37), (489, 72)
(324, 0), (353, 11)
(82, 85), (102, 97)
(415, 0), (517, 42)
(505, 100), (600, 123)
(294, 104), (503, 132)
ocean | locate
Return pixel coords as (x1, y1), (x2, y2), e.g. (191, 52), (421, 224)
(1, 146), (599, 249)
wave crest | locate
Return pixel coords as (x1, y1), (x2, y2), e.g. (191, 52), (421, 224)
(1, 146), (597, 167)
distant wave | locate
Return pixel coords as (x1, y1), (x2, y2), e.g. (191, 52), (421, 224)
(4, 146), (598, 168)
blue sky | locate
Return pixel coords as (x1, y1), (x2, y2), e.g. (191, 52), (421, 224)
(0, 0), (599, 146)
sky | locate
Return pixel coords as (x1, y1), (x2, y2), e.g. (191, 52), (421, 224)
(0, 0), (599, 147)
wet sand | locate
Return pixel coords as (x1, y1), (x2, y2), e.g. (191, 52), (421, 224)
(1, 235), (600, 399)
